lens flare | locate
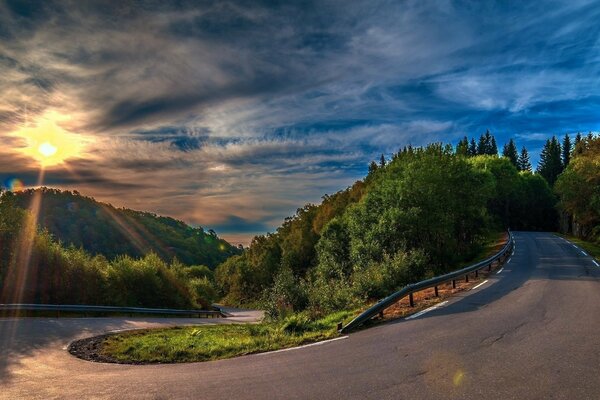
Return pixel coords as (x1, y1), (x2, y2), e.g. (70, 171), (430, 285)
(3, 178), (25, 192)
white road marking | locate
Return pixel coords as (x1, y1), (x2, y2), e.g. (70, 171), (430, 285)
(593, 260), (599, 267)
(471, 280), (489, 290)
(255, 336), (349, 355)
(581, 250), (588, 256)
(572, 244), (578, 249)
(405, 301), (449, 320)
(511, 251), (514, 256)
(496, 267), (504, 274)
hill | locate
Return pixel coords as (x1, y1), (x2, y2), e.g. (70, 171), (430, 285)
(12, 188), (241, 268)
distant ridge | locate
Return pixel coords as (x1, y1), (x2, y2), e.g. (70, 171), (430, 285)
(13, 187), (241, 268)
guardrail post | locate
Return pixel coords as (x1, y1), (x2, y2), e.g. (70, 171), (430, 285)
(434, 286), (439, 297)
(452, 280), (456, 289)
(465, 274), (469, 283)
(475, 269), (479, 278)
(488, 263), (492, 271)
(409, 293), (414, 307)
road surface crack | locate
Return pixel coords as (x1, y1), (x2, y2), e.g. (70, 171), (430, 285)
(479, 321), (527, 347)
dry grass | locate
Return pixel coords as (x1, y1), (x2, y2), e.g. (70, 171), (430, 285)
(381, 232), (508, 321)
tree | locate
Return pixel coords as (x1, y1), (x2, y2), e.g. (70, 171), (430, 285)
(380, 154), (386, 168)
(455, 136), (469, 156)
(518, 147), (532, 172)
(555, 136), (600, 240)
(536, 136), (563, 186)
(368, 161), (378, 174)
(502, 139), (519, 168)
(477, 130), (497, 155)
(491, 136), (498, 156)
(562, 134), (572, 167)
(468, 138), (477, 156)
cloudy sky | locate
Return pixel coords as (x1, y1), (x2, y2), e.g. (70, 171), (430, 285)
(1, 0), (599, 245)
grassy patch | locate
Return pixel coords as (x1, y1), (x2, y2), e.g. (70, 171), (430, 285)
(557, 234), (600, 260)
(100, 310), (355, 363)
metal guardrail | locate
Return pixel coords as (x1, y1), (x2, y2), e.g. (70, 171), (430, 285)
(340, 231), (514, 333)
(0, 304), (225, 318)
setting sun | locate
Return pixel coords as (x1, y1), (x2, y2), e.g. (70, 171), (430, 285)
(12, 111), (87, 167)
(38, 142), (58, 157)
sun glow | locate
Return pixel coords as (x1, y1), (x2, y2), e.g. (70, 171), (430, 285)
(12, 111), (88, 167)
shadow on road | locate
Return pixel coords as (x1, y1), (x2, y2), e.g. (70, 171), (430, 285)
(384, 231), (599, 326)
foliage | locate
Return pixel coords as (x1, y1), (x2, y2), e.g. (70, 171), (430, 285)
(502, 139), (519, 168)
(537, 136), (564, 186)
(518, 147), (532, 172)
(11, 188), (240, 268)
(555, 135), (600, 241)
(0, 192), (215, 308)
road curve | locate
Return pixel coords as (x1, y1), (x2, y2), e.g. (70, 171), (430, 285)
(2, 232), (600, 399)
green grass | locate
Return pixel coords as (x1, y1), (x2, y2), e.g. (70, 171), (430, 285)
(557, 234), (600, 260)
(100, 310), (355, 363)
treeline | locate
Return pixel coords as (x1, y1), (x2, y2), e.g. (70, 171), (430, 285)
(216, 136), (558, 317)
(0, 191), (217, 308)
(11, 188), (241, 268)
(555, 134), (600, 242)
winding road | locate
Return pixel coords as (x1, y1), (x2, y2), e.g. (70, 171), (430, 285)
(2, 232), (600, 399)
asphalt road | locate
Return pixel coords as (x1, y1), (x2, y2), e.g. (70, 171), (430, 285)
(2, 232), (599, 399)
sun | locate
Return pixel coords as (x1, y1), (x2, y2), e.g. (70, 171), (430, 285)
(12, 111), (87, 167)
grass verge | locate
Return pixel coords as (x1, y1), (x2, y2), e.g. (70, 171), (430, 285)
(557, 234), (600, 260)
(94, 310), (355, 364)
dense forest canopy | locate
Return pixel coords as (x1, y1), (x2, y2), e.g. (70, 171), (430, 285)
(11, 188), (240, 268)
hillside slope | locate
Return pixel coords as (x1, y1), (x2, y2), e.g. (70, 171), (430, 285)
(13, 188), (240, 268)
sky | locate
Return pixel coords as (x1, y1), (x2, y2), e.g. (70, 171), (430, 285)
(1, 0), (599, 246)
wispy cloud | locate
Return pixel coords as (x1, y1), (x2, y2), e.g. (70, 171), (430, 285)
(1, 0), (599, 244)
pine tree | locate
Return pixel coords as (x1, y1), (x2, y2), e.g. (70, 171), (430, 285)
(502, 139), (519, 168)
(562, 133), (571, 167)
(518, 147), (532, 172)
(477, 130), (497, 155)
(380, 154), (386, 168)
(477, 133), (488, 155)
(456, 136), (469, 156)
(468, 138), (477, 156)
(536, 136), (563, 186)
(490, 136), (498, 155)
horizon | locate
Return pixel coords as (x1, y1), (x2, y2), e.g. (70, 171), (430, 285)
(1, 1), (599, 246)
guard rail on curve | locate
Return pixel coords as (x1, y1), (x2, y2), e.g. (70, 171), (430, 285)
(0, 303), (225, 318)
(340, 231), (514, 333)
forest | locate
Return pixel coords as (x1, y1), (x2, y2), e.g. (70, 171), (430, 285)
(217, 131), (599, 319)
(1, 132), (598, 314)
(11, 188), (241, 267)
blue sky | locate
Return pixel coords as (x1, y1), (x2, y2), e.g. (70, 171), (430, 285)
(1, 0), (599, 245)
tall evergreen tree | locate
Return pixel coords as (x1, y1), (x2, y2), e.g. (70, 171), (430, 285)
(455, 136), (469, 156)
(518, 147), (532, 172)
(536, 136), (563, 186)
(490, 136), (498, 155)
(380, 154), (386, 168)
(502, 139), (519, 168)
(562, 133), (571, 167)
(477, 130), (497, 155)
(468, 138), (477, 156)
